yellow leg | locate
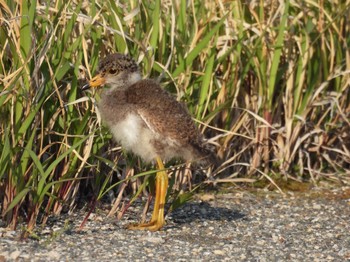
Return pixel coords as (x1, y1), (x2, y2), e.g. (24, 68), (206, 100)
(128, 156), (168, 231)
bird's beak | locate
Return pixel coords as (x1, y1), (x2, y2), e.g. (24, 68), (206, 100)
(81, 74), (106, 91)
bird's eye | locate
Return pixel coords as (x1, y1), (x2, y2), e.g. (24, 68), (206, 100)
(109, 69), (117, 74)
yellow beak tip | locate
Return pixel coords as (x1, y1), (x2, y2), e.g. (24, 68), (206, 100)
(81, 74), (106, 90)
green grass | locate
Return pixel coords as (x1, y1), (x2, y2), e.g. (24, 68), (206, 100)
(0, 0), (349, 231)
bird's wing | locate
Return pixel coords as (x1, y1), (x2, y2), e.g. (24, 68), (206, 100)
(125, 79), (201, 144)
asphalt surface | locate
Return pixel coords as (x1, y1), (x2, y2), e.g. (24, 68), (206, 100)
(1, 187), (350, 261)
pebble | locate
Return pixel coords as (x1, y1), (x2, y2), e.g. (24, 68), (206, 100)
(9, 251), (20, 260)
(213, 250), (225, 255)
(140, 236), (164, 244)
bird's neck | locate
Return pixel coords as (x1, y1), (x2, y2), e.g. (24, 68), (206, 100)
(107, 71), (142, 91)
(127, 71), (142, 86)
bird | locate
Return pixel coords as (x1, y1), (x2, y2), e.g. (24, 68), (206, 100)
(82, 53), (214, 231)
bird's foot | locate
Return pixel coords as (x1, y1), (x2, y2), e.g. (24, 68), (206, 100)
(127, 156), (168, 232)
(127, 219), (164, 231)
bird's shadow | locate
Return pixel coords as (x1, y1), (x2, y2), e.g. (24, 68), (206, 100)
(168, 201), (245, 225)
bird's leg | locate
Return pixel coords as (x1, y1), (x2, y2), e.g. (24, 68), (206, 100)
(128, 156), (168, 231)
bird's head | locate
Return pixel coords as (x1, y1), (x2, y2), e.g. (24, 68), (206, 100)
(82, 53), (141, 91)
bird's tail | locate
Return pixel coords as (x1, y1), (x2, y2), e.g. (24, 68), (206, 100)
(191, 141), (219, 168)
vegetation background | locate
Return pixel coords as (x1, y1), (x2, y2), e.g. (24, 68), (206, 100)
(0, 0), (349, 232)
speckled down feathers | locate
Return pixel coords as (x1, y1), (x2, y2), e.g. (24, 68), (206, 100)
(96, 54), (215, 164)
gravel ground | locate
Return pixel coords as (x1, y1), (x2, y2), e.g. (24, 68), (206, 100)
(1, 187), (350, 261)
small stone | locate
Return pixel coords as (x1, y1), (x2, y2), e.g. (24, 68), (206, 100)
(198, 194), (215, 202)
(10, 250), (21, 260)
(257, 240), (265, 245)
(47, 250), (60, 259)
(140, 236), (164, 244)
(313, 204), (322, 210)
(213, 250), (225, 255)
(0, 253), (9, 262)
(272, 234), (279, 242)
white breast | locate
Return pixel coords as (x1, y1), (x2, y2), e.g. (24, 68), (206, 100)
(110, 113), (158, 162)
